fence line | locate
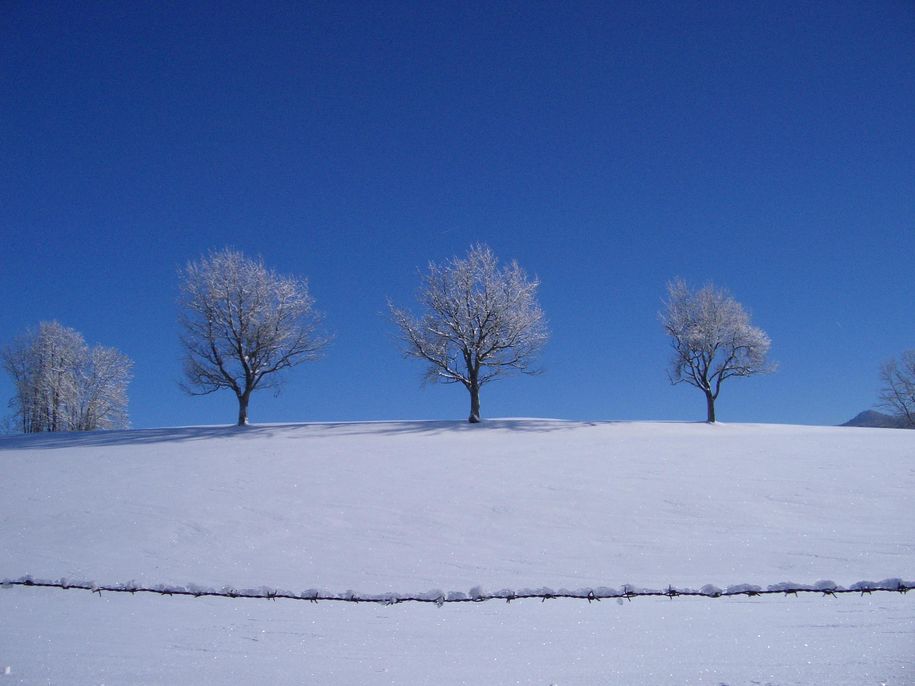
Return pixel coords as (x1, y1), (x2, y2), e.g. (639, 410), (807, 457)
(3, 575), (911, 606)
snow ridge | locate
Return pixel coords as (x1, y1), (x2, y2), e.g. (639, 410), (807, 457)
(3, 575), (912, 605)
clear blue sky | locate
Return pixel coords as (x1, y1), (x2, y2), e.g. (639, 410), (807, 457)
(1, 1), (913, 428)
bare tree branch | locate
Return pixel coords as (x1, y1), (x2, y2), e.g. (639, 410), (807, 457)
(389, 244), (548, 423)
(878, 350), (915, 427)
(660, 278), (775, 422)
(177, 248), (330, 425)
(2, 322), (132, 432)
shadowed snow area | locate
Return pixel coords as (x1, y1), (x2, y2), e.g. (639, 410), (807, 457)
(2, 419), (913, 684)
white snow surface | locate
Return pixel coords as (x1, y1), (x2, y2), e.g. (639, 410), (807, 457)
(1, 419), (913, 684)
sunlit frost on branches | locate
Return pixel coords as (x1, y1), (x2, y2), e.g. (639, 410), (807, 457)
(661, 278), (774, 423)
(178, 248), (329, 426)
(389, 244), (548, 423)
(2, 321), (132, 433)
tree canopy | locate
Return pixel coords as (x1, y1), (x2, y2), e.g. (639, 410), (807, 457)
(178, 248), (329, 425)
(390, 244), (548, 422)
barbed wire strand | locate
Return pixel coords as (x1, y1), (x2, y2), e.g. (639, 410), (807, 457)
(3, 576), (911, 606)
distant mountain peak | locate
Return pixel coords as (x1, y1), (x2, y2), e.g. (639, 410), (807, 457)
(842, 410), (908, 428)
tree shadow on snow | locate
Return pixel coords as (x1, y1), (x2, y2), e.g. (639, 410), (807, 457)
(0, 418), (611, 450)
(306, 418), (607, 437)
(0, 425), (268, 450)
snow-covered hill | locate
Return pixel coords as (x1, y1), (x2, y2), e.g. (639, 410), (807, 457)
(2, 420), (913, 684)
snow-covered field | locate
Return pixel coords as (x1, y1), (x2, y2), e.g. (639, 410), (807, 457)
(2, 420), (913, 684)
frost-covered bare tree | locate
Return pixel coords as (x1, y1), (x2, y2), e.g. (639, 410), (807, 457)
(1, 321), (132, 433)
(878, 350), (915, 427)
(2, 322), (82, 433)
(661, 278), (774, 423)
(178, 248), (329, 426)
(389, 243), (548, 423)
(71, 345), (134, 431)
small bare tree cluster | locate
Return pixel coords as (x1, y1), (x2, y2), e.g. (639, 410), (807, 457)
(878, 350), (915, 427)
(661, 278), (774, 423)
(2, 321), (132, 433)
(178, 248), (329, 426)
(389, 244), (548, 423)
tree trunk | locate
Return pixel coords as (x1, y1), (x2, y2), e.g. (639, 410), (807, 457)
(705, 392), (716, 423)
(237, 392), (250, 426)
(468, 381), (481, 423)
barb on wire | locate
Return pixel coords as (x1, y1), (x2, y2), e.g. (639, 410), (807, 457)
(2, 575), (912, 606)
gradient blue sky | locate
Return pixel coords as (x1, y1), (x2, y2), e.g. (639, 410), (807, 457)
(1, 1), (913, 428)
